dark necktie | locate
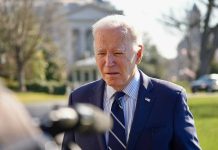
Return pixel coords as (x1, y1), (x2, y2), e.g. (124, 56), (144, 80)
(108, 91), (126, 150)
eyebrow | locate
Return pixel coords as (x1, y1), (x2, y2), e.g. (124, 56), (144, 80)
(97, 48), (126, 51)
(95, 49), (105, 52)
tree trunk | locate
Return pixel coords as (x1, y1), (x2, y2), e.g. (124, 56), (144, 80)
(15, 46), (26, 92)
(198, 47), (213, 76)
(197, 0), (214, 77)
(18, 65), (26, 92)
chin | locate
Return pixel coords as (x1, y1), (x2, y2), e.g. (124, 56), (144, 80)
(106, 81), (116, 87)
(106, 81), (117, 86)
(106, 82), (123, 90)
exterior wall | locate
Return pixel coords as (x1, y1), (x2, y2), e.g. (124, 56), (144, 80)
(53, 1), (123, 88)
(47, 1), (122, 86)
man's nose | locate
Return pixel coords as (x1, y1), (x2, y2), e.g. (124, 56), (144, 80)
(105, 53), (115, 66)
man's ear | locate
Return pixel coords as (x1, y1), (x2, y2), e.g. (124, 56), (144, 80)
(136, 45), (144, 64)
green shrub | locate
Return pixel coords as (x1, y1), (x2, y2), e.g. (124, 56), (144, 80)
(53, 84), (66, 95)
(26, 82), (49, 93)
(1, 77), (66, 94)
(26, 81), (66, 95)
(3, 79), (19, 91)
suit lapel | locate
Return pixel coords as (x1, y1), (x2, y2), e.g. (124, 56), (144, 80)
(88, 79), (107, 150)
(89, 79), (105, 110)
(127, 72), (156, 150)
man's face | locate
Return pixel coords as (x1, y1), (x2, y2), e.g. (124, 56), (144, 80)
(94, 27), (142, 90)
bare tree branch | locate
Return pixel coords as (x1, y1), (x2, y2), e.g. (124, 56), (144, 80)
(159, 14), (188, 32)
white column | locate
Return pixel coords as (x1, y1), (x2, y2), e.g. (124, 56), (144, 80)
(79, 28), (87, 58)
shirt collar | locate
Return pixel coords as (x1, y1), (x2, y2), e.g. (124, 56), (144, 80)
(106, 69), (141, 100)
(106, 85), (116, 100)
(123, 69), (140, 100)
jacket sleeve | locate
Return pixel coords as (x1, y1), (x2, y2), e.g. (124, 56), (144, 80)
(172, 90), (201, 150)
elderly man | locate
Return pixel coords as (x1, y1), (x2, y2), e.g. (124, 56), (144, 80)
(62, 15), (201, 150)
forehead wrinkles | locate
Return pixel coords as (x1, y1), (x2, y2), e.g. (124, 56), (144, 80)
(98, 27), (127, 38)
(95, 27), (131, 49)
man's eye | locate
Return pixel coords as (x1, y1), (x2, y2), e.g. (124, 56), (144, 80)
(97, 52), (106, 55)
(114, 52), (123, 56)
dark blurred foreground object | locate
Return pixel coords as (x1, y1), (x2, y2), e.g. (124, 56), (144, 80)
(0, 82), (58, 150)
(40, 103), (112, 150)
(191, 74), (218, 93)
(0, 82), (112, 150)
(40, 103), (112, 137)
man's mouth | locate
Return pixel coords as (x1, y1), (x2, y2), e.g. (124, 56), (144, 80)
(105, 72), (119, 75)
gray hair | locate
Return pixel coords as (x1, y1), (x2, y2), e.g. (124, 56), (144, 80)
(92, 15), (143, 46)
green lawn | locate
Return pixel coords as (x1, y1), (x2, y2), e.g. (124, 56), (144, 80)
(188, 93), (218, 150)
(15, 92), (68, 104)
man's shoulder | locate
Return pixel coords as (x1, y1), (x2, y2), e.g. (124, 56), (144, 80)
(149, 77), (186, 94)
(68, 79), (104, 105)
(148, 77), (187, 102)
(139, 71), (185, 93)
(71, 79), (104, 96)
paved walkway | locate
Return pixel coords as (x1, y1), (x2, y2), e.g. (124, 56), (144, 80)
(25, 100), (67, 119)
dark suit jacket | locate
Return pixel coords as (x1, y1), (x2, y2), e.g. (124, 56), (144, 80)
(62, 71), (201, 150)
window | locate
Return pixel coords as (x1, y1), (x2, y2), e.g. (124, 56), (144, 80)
(76, 70), (81, 81)
(84, 71), (89, 81)
(86, 29), (93, 55)
(93, 69), (97, 80)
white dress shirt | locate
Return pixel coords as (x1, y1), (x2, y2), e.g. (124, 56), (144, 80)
(103, 69), (141, 143)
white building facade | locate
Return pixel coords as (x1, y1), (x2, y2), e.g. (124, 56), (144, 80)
(54, 0), (123, 87)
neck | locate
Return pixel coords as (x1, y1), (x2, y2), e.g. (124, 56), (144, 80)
(114, 67), (138, 91)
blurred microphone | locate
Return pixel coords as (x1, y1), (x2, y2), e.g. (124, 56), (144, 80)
(40, 103), (112, 137)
